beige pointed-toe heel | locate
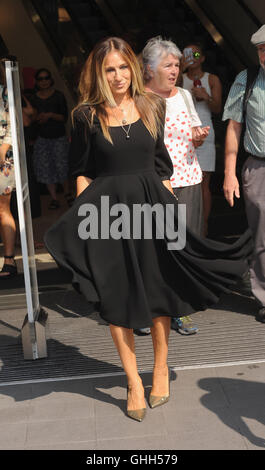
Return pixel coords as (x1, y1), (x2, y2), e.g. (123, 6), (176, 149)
(127, 386), (146, 422)
(149, 367), (170, 409)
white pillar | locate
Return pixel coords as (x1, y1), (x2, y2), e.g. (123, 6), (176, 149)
(5, 60), (48, 360)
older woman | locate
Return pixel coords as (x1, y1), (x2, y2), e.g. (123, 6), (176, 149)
(45, 37), (251, 422)
(142, 36), (209, 335)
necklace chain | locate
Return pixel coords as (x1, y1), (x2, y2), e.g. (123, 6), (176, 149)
(111, 100), (134, 139)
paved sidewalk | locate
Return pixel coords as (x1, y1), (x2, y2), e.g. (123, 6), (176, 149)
(1, 272), (265, 450)
(1, 360), (265, 450)
(1, 257), (265, 450)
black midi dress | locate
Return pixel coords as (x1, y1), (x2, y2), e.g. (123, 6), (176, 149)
(44, 109), (252, 329)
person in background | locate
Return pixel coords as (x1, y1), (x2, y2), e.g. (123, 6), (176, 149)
(182, 43), (222, 236)
(223, 25), (265, 324)
(141, 36), (209, 336)
(31, 68), (73, 210)
(0, 59), (17, 278)
(21, 92), (43, 248)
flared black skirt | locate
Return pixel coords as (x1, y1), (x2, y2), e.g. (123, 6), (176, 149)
(44, 170), (252, 328)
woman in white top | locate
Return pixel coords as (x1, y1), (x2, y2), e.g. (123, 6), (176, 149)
(182, 43), (222, 236)
(141, 36), (209, 336)
(142, 37), (209, 235)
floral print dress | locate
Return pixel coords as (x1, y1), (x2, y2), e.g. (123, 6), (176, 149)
(0, 85), (15, 195)
(164, 88), (202, 189)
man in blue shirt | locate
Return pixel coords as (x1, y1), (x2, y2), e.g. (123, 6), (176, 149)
(223, 25), (265, 323)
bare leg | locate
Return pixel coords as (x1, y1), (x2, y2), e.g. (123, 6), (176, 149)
(0, 194), (16, 275)
(150, 316), (171, 396)
(109, 324), (146, 411)
(201, 172), (212, 237)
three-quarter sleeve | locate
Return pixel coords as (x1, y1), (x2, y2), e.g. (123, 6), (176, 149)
(69, 109), (97, 179)
(155, 131), (173, 181)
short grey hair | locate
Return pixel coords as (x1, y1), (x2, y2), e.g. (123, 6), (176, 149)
(142, 36), (182, 81)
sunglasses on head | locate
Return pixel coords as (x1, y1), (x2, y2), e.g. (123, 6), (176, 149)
(37, 75), (51, 81)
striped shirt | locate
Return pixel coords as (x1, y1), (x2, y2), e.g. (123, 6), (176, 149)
(222, 67), (265, 157)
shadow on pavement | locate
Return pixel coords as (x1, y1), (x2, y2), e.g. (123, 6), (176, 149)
(199, 376), (265, 449)
(0, 333), (126, 414)
(0, 333), (177, 419)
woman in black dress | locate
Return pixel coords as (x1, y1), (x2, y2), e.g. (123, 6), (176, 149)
(31, 68), (72, 209)
(45, 38), (252, 421)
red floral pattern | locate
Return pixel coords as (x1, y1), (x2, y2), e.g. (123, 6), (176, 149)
(164, 111), (202, 188)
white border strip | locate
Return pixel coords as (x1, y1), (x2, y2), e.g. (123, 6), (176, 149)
(1, 358), (265, 387)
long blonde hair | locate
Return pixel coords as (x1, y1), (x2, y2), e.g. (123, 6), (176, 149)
(74, 37), (165, 143)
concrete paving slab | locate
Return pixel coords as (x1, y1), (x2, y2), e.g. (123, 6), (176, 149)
(1, 364), (265, 449)
(30, 378), (95, 401)
(217, 378), (265, 406)
(242, 418), (265, 450)
(96, 409), (167, 441)
(93, 386), (127, 418)
(96, 435), (178, 451)
(170, 383), (229, 411)
(0, 402), (30, 424)
(0, 422), (27, 448)
(28, 398), (95, 422)
(25, 417), (97, 446)
(24, 441), (97, 450)
(163, 405), (247, 448)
